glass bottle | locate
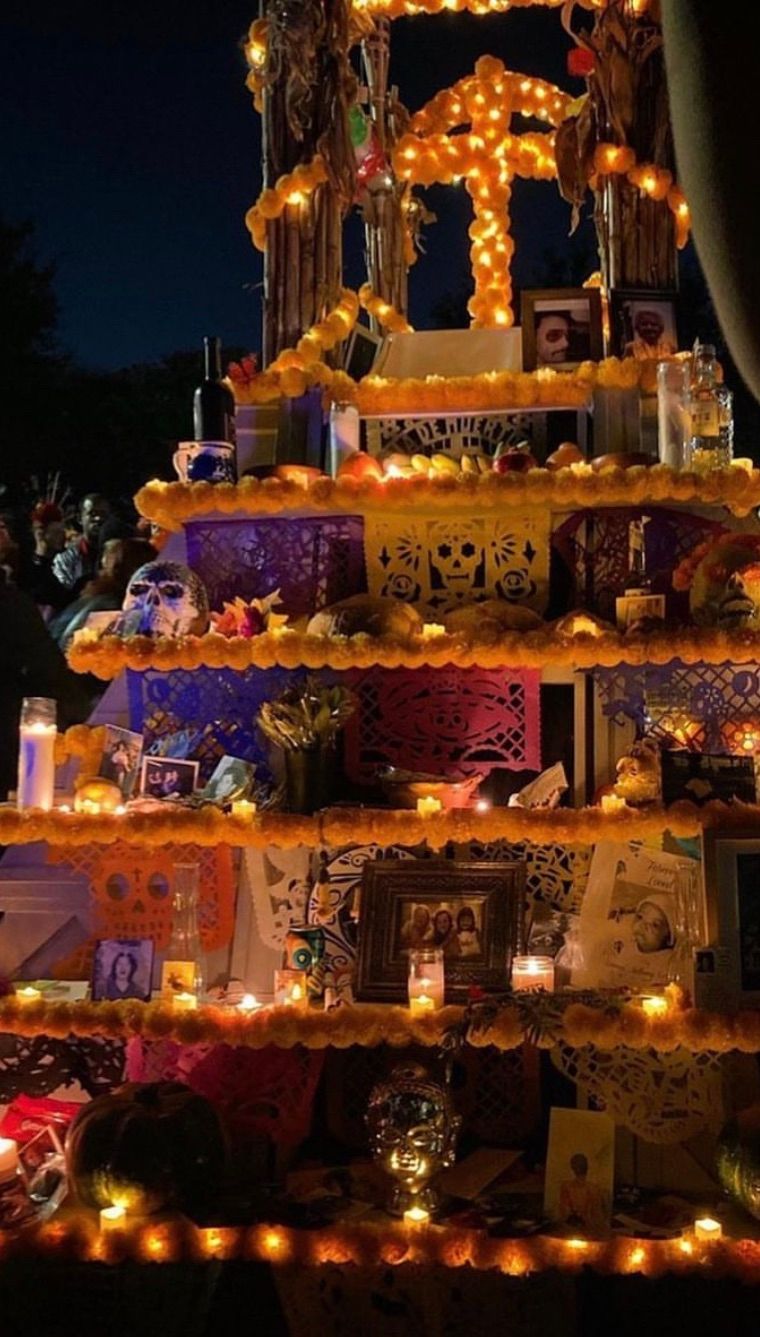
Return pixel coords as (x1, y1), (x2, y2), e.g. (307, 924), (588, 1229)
(624, 517), (650, 596)
(162, 862), (205, 999)
(687, 344), (733, 469)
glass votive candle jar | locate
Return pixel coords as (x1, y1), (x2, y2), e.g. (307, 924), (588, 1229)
(408, 947), (445, 1011)
(274, 968), (309, 1010)
(511, 955), (555, 992)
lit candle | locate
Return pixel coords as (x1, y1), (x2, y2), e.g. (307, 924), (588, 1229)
(15, 986), (42, 1005)
(403, 1204), (431, 1228)
(511, 955), (555, 992)
(237, 993), (262, 1013)
(694, 1216), (722, 1241)
(172, 990), (198, 1013)
(275, 464), (322, 488)
(0, 1139), (19, 1177)
(408, 948), (445, 1009)
(420, 623), (447, 641)
(274, 969), (309, 1010)
(17, 698), (57, 811)
(475, 798), (491, 813)
(640, 993), (669, 1018)
(417, 796), (443, 818)
(601, 794), (627, 814)
(100, 1204), (127, 1233)
(231, 799), (257, 820)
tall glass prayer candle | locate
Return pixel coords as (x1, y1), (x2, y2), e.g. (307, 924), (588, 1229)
(408, 947), (445, 1009)
(17, 697), (56, 811)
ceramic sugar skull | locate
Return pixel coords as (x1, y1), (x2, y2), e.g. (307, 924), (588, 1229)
(366, 1063), (460, 1215)
(685, 535), (760, 630)
(121, 561), (210, 638)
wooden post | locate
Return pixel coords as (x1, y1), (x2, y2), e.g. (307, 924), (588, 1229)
(261, 0), (356, 363)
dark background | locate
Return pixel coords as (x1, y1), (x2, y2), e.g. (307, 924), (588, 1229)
(0, 0), (753, 502)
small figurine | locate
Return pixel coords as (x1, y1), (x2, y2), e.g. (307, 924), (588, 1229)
(613, 738), (662, 805)
(366, 1063), (461, 1216)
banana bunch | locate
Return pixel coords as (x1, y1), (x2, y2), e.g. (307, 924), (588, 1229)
(381, 450), (492, 478)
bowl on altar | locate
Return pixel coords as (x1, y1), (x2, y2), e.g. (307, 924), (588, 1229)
(377, 767), (483, 810)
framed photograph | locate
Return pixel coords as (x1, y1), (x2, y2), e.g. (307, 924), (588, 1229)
(609, 289), (679, 360)
(97, 724), (143, 800)
(139, 755), (199, 800)
(521, 288), (603, 372)
(342, 321), (383, 381)
(201, 755), (256, 804)
(573, 841), (703, 991)
(544, 1108), (614, 1237)
(355, 859), (525, 1003)
(702, 830), (760, 1006)
(92, 938), (154, 1002)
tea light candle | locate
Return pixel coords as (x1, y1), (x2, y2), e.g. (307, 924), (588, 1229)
(100, 1204), (127, 1233)
(417, 796), (443, 818)
(601, 794), (627, 814)
(420, 623), (447, 641)
(274, 969), (309, 1010)
(0, 1139), (19, 1178)
(17, 698), (57, 812)
(15, 986), (42, 1005)
(403, 1204), (431, 1228)
(231, 799), (257, 820)
(694, 1216), (722, 1241)
(640, 993), (669, 1018)
(237, 993), (262, 1013)
(275, 464), (323, 487)
(172, 990), (198, 1013)
(409, 993), (436, 1016)
(511, 955), (555, 992)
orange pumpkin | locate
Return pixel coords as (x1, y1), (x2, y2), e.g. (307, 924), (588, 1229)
(73, 776), (123, 813)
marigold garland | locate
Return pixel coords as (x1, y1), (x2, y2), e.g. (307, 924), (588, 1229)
(67, 622), (760, 680)
(244, 156), (328, 252)
(358, 283), (413, 334)
(229, 288), (360, 405)
(53, 725), (106, 775)
(0, 1213), (756, 1277)
(135, 463), (760, 532)
(3, 995), (760, 1056)
(0, 805), (320, 850)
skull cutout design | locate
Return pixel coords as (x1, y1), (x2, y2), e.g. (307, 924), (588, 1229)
(121, 561), (210, 638)
(428, 522), (485, 604)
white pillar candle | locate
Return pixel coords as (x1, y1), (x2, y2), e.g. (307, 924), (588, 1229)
(17, 698), (57, 811)
(100, 1204), (127, 1233)
(171, 990), (198, 1013)
(511, 955), (555, 992)
(694, 1216), (722, 1241)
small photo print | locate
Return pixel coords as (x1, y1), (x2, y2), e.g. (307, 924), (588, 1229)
(201, 755), (256, 804)
(611, 290), (679, 361)
(397, 898), (484, 960)
(544, 1108), (615, 1237)
(140, 755), (199, 800)
(92, 938), (154, 1002)
(521, 288), (603, 372)
(161, 960), (197, 999)
(98, 724), (143, 799)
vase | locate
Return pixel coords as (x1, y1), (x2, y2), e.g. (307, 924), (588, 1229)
(283, 746), (336, 815)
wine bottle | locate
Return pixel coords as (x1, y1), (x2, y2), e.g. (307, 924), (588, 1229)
(193, 336), (236, 444)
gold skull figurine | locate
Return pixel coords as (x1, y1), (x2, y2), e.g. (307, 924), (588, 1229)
(366, 1063), (461, 1216)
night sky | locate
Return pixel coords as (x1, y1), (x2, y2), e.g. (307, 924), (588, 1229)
(2, 0), (594, 370)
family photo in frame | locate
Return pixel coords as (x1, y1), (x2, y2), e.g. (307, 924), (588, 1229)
(355, 860), (525, 1003)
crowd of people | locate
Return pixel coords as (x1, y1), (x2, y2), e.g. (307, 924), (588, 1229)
(0, 492), (157, 800)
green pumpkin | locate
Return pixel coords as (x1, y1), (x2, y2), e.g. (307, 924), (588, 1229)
(66, 1081), (226, 1217)
(716, 1107), (760, 1219)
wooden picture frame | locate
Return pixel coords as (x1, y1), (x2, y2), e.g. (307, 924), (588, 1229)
(701, 828), (760, 1006)
(521, 288), (603, 373)
(609, 288), (679, 360)
(355, 859), (525, 1003)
